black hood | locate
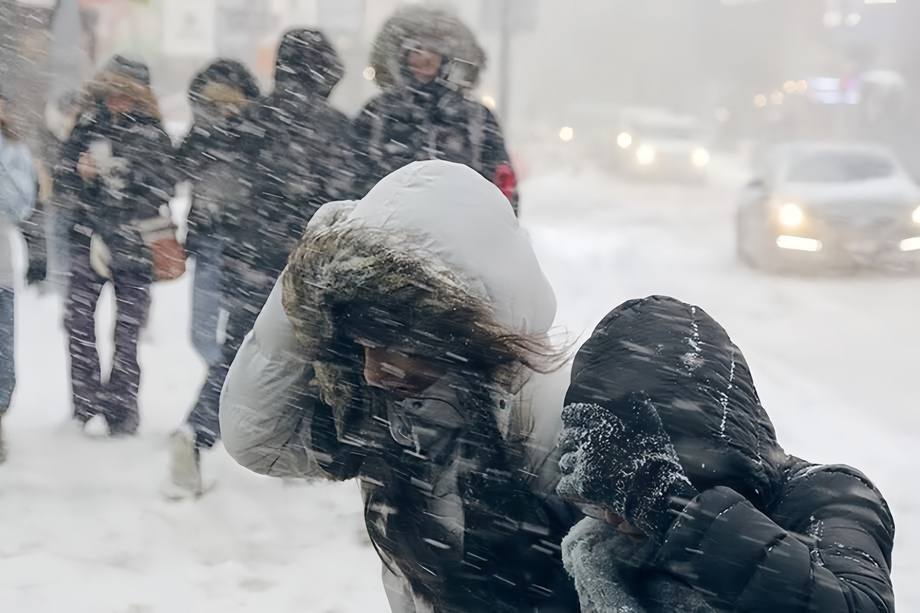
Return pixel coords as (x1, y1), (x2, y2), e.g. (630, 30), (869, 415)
(273, 28), (343, 99)
(566, 296), (786, 509)
(188, 58), (260, 114)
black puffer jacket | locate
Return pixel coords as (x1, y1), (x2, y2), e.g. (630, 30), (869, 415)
(234, 29), (350, 282)
(566, 296), (895, 612)
(348, 8), (517, 210)
(58, 101), (174, 272)
(176, 59), (260, 258)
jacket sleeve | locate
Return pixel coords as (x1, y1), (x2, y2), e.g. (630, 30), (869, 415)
(345, 101), (379, 200)
(55, 112), (94, 217)
(219, 275), (329, 480)
(125, 124), (176, 210)
(0, 142), (36, 222)
(653, 467), (895, 612)
(478, 106), (518, 214)
(318, 109), (355, 204)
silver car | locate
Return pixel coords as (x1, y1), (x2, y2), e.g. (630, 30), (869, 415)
(736, 143), (920, 271)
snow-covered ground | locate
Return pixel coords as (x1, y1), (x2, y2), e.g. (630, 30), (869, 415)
(1, 167), (917, 611)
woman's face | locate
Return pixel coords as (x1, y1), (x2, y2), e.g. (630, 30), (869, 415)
(406, 49), (443, 84)
(105, 93), (136, 116)
(363, 346), (447, 397)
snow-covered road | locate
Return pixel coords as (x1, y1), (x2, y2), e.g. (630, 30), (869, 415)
(1, 169), (916, 611)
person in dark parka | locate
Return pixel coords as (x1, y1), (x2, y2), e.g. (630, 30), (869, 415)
(348, 6), (519, 212)
(167, 59), (261, 496)
(57, 55), (175, 436)
(238, 28), (350, 283)
(178, 58), (260, 367)
(556, 296), (895, 612)
(167, 32), (349, 497)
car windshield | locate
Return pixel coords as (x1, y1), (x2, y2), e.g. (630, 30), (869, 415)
(786, 151), (897, 183)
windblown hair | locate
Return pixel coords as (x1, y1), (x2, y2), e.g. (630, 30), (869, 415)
(283, 213), (564, 446)
(0, 114), (19, 141)
(0, 97), (20, 141)
(77, 69), (162, 122)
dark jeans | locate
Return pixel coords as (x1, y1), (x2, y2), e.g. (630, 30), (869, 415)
(0, 286), (14, 413)
(65, 255), (151, 434)
(190, 239), (224, 366)
(186, 270), (273, 449)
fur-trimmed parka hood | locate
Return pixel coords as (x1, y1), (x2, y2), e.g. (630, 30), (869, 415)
(282, 161), (557, 440)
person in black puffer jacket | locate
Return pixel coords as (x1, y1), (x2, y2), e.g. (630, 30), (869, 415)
(348, 7), (519, 212)
(557, 296), (895, 612)
(236, 28), (350, 286)
(178, 58), (260, 368)
(57, 55), (175, 436)
(166, 32), (349, 497)
(167, 59), (261, 497)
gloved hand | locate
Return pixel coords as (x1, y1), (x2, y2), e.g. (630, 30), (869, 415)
(557, 395), (698, 542)
(25, 256), (47, 286)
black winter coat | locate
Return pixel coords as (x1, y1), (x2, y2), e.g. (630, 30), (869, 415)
(566, 296), (895, 612)
(176, 59), (261, 259)
(57, 103), (174, 272)
(232, 29), (350, 282)
(349, 86), (517, 211)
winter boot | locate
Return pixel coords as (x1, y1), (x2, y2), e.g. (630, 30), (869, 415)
(106, 403), (140, 437)
(166, 426), (204, 498)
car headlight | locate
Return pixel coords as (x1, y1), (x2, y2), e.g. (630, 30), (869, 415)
(636, 144), (656, 166)
(558, 126), (575, 142)
(617, 131), (633, 149)
(912, 206), (920, 224)
(691, 147), (711, 168)
(778, 202), (806, 228)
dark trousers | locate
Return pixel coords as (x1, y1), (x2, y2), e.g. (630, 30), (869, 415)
(186, 270), (273, 449)
(65, 255), (151, 434)
(0, 286), (14, 413)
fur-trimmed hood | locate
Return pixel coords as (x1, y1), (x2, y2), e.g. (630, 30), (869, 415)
(80, 55), (161, 121)
(282, 161), (557, 443)
(369, 6), (486, 91)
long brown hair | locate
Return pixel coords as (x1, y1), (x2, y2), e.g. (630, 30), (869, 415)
(0, 98), (21, 141)
(76, 69), (163, 122)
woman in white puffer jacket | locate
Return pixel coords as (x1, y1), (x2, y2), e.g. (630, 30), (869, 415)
(220, 161), (581, 612)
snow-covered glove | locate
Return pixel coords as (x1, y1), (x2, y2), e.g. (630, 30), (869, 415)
(557, 396), (698, 543)
(89, 234), (112, 280)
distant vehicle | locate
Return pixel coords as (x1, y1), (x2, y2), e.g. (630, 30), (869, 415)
(613, 108), (711, 182)
(736, 143), (920, 271)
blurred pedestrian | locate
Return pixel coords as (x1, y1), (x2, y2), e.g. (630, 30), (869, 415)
(57, 55), (175, 436)
(166, 30), (348, 496)
(0, 88), (38, 462)
(557, 297), (895, 612)
(166, 59), (260, 497)
(177, 60), (260, 369)
(350, 7), (519, 212)
(220, 161), (580, 610)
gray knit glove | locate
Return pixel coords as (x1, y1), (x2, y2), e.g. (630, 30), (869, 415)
(557, 395), (698, 542)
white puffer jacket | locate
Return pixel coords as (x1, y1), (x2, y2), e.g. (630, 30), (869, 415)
(221, 160), (568, 485)
(221, 161), (578, 611)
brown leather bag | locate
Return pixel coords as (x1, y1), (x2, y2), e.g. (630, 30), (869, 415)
(137, 216), (187, 282)
(151, 234), (187, 281)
